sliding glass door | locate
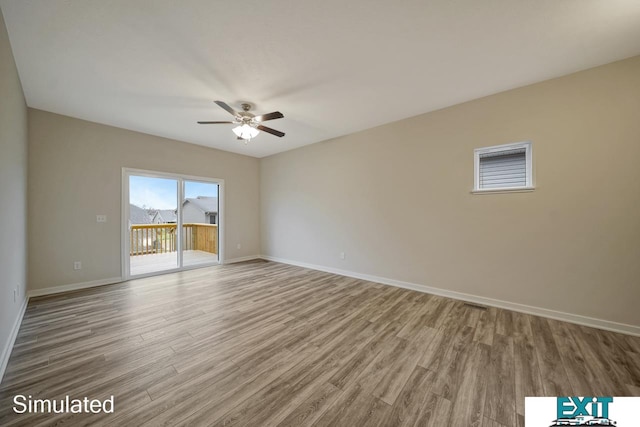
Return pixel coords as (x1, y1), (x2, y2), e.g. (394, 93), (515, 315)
(123, 169), (222, 279)
(128, 175), (178, 276)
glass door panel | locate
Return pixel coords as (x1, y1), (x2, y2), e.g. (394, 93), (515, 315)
(128, 175), (178, 276)
(182, 181), (219, 267)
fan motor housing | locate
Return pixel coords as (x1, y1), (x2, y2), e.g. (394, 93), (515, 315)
(238, 103), (255, 120)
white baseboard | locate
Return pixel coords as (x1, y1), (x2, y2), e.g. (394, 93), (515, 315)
(0, 296), (29, 382)
(260, 255), (640, 337)
(28, 277), (123, 298)
(224, 255), (261, 264)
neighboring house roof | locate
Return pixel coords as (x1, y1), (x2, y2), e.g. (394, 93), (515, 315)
(183, 197), (218, 214)
(153, 209), (177, 223)
(129, 204), (152, 224)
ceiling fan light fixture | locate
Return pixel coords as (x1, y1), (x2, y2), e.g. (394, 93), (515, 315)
(232, 124), (259, 140)
(199, 101), (284, 140)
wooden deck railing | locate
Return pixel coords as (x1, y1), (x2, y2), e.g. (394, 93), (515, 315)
(130, 224), (217, 256)
(183, 224), (218, 253)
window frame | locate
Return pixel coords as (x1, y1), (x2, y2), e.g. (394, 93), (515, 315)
(473, 141), (534, 193)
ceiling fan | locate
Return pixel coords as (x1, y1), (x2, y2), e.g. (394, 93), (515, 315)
(198, 101), (285, 143)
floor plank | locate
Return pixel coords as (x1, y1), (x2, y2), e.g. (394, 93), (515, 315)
(513, 333), (544, 417)
(381, 366), (436, 427)
(484, 334), (515, 426)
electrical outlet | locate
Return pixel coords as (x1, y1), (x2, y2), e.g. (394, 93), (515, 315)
(74, 261), (82, 270)
(96, 215), (107, 223)
(340, 252), (346, 260)
(237, 243), (241, 250)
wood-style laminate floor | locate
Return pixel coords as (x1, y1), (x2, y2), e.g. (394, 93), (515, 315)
(1, 260), (639, 426)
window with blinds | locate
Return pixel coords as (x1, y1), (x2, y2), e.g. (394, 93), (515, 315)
(474, 142), (532, 192)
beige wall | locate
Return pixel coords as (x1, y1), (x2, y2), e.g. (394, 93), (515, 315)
(28, 109), (260, 290)
(261, 56), (640, 327)
(0, 6), (28, 372)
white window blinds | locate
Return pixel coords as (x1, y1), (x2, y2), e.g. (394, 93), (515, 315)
(478, 148), (527, 189)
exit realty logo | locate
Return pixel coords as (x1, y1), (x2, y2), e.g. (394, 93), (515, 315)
(525, 396), (640, 426)
(551, 397), (615, 426)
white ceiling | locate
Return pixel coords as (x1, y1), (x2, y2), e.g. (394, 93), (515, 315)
(2, 0), (640, 158)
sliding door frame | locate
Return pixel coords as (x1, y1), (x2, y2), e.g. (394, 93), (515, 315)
(121, 167), (225, 280)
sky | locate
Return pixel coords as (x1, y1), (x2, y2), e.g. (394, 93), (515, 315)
(129, 176), (218, 210)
